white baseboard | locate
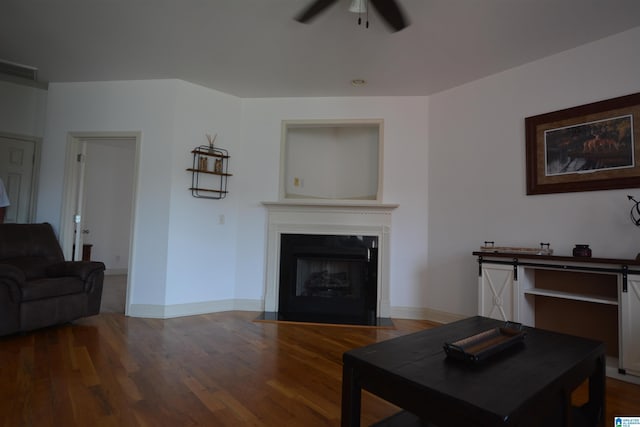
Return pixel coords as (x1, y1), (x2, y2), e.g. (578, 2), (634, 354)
(233, 299), (264, 311)
(126, 298), (465, 325)
(127, 299), (263, 319)
(607, 367), (640, 385)
(127, 304), (166, 318)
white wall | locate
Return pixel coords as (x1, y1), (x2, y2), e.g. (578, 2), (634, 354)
(38, 80), (179, 307)
(0, 80), (47, 138)
(38, 79), (243, 315)
(236, 97), (430, 311)
(39, 79), (430, 316)
(165, 80), (241, 307)
(427, 26), (640, 317)
(34, 25), (639, 320)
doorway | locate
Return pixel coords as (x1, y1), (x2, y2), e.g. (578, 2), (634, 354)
(60, 132), (139, 315)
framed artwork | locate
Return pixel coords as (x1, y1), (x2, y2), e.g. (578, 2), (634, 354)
(525, 92), (640, 195)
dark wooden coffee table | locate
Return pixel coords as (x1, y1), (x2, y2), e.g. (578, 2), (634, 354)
(341, 316), (605, 427)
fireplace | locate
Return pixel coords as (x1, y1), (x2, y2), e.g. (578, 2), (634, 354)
(262, 201), (398, 326)
(278, 234), (378, 325)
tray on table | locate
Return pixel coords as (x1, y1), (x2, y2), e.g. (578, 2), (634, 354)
(443, 322), (526, 363)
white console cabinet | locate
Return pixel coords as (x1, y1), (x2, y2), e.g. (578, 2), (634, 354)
(475, 252), (640, 381)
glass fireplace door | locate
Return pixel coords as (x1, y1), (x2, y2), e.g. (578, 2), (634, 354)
(278, 234), (378, 325)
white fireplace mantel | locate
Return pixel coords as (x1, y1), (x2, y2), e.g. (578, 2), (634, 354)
(262, 201), (398, 318)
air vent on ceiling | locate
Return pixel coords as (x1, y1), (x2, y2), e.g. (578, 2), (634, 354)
(0, 60), (38, 81)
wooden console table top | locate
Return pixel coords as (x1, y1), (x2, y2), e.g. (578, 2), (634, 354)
(473, 251), (640, 266)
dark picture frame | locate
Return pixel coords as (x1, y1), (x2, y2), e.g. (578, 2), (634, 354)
(525, 92), (640, 195)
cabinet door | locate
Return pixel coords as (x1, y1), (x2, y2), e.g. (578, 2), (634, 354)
(620, 274), (640, 376)
(478, 264), (516, 321)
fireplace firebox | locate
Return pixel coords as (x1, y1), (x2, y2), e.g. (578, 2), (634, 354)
(278, 234), (378, 325)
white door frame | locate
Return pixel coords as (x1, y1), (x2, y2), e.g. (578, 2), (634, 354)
(60, 131), (141, 316)
(72, 141), (88, 261)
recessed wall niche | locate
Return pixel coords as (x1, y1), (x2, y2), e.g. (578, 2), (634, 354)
(280, 119), (383, 202)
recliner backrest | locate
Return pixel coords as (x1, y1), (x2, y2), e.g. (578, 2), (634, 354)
(0, 223), (65, 279)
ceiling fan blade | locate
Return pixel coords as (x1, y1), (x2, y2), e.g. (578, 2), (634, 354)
(295, 0), (340, 23)
(369, 0), (409, 32)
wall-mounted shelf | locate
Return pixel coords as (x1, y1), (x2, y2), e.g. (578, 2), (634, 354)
(187, 145), (231, 199)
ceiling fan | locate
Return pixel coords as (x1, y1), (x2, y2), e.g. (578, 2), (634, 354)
(295, 0), (409, 33)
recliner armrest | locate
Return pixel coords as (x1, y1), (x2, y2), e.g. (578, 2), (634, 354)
(0, 264), (25, 302)
(46, 261), (106, 281)
(0, 263), (26, 283)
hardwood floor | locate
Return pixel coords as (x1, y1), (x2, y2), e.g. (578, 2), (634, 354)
(100, 274), (127, 314)
(0, 311), (638, 426)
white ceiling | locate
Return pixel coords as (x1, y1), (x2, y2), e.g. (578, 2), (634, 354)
(1, 0), (640, 98)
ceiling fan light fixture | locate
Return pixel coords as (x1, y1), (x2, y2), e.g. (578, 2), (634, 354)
(296, 0), (408, 32)
(349, 0), (367, 14)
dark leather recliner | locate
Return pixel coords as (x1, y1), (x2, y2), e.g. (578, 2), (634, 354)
(0, 223), (105, 335)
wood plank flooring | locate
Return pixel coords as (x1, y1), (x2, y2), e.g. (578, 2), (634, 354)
(99, 274), (127, 314)
(0, 311), (638, 426)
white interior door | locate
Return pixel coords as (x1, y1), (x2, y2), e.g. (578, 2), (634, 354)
(0, 135), (36, 223)
(82, 140), (136, 272)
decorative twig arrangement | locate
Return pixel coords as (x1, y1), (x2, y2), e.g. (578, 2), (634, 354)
(206, 133), (217, 152)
